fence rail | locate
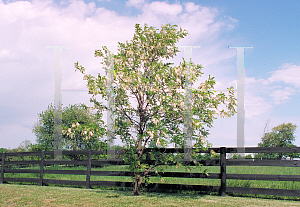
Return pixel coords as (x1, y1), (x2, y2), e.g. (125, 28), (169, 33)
(1, 147), (300, 197)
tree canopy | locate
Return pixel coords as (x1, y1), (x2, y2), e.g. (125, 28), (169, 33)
(257, 122), (299, 160)
(32, 103), (106, 155)
(75, 23), (237, 195)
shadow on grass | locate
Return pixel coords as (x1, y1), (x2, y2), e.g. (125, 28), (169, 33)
(3, 181), (300, 202)
(226, 192), (300, 202)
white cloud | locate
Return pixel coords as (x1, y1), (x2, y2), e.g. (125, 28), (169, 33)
(0, 49), (14, 60)
(269, 87), (296, 105)
(224, 16), (239, 30)
(184, 2), (200, 13)
(245, 91), (272, 119)
(144, 1), (183, 16)
(265, 63), (300, 88)
(126, 0), (145, 8)
(245, 77), (257, 84)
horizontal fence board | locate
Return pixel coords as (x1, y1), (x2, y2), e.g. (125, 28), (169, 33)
(227, 174), (300, 181)
(91, 171), (133, 176)
(1, 152), (42, 157)
(0, 150), (107, 157)
(227, 160), (300, 167)
(4, 169), (40, 174)
(154, 172), (220, 179)
(43, 179), (86, 186)
(91, 159), (125, 165)
(243, 147), (300, 153)
(4, 177), (39, 183)
(44, 170), (87, 175)
(141, 159), (220, 166)
(89, 171), (221, 179)
(208, 147), (300, 153)
(4, 161), (40, 165)
(61, 150), (104, 156)
(44, 160), (88, 165)
(147, 183), (220, 192)
(144, 148), (191, 153)
(227, 187), (300, 197)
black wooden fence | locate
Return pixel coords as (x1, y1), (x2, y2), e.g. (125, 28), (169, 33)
(1, 147), (300, 197)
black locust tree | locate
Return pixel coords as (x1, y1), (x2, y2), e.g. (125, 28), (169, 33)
(75, 23), (237, 195)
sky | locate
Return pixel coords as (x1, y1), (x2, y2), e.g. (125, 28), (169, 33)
(1, 0), (300, 150)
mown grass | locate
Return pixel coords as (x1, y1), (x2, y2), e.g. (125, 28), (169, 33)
(2, 164), (300, 201)
(1, 184), (300, 207)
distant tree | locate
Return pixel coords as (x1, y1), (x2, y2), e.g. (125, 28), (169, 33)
(32, 103), (106, 156)
(257, 122), (299, 160)
(3, 146), (31, 164)
(244, 154), (252, 159)
(0, 148), (8, 162)
(18, 139), (32, 151)
(0, 148), (8, 153)
(227, 153), (243, 159)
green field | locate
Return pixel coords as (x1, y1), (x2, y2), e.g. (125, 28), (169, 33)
(1, 164), (300, 201)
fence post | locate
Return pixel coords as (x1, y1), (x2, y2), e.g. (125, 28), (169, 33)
(1, 152), (5, 184)
(86, 150), (92, 189)
(220, 147), (226, 197)
(39, 151), (45, 186)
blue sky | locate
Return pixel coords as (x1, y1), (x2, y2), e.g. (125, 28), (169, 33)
(0, 0), (300, 149)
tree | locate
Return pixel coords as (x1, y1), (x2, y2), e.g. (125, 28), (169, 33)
(0, 148), (8, 162)
(18, 139), (32, 152)
(32, 103), (106, 159)
(257, 122), (299, 160)
(75, 23), (237, 195)
(227, 153), (252, 159)
(0, 148), (9, 153)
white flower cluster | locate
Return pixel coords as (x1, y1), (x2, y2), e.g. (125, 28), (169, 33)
(62, 122), (95, 141)
(152, 117), (159, 125)
(147, 131), (154, 139)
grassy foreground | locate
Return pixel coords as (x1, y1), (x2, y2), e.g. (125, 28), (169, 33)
(1, 184), (300, 207)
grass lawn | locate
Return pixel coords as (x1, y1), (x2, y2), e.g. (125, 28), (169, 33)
(1, 184), (300, 207)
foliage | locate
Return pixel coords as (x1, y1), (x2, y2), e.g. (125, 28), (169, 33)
(256, 123), (299, 160)
(75, 23), (237, 195)
(32, 103), (106, 159)
(209, 150), (220, 160)
(227, 154), (253, 159)
(18, 139), (32, 152)
(0, 148), (9, 153)
(244, 154), (253, 159)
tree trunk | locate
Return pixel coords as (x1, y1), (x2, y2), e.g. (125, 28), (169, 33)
(133, 173), (144, 195)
